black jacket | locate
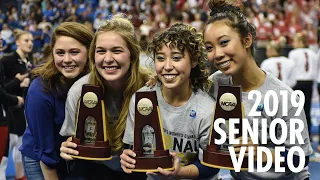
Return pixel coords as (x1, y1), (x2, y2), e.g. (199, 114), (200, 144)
(1, 51), (32, 135)
(0, 60), (18, 125)
(1, 51), (30, 97)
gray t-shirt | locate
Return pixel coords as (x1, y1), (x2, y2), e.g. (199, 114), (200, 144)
(59, 73), (123, 171)
(208, 71), (313, 180)
(123, 84), (216, 179)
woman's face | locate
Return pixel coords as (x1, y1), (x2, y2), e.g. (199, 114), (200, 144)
(154, 44), (196, 90)
(94, 31), (131, 87)
(204, 21), (250, 76)
(16, 33), (33, 54)
(53, 36), (88, 79)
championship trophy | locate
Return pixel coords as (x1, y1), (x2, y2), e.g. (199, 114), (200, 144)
(202, 85), (248, 170)
(71, 84), (111, 160)
(131, 91), (174, 172)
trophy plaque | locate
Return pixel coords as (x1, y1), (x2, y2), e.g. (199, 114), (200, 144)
(71, 84), (111, 161)
(202, 85), (248, 170)
(131, 91), (174, 172)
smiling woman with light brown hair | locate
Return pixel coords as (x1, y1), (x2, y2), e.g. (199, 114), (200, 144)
(19, 22), (94, 180)
(59, 14), (151, 179)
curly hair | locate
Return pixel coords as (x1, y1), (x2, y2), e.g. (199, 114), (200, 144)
(147, 22), (209, 92)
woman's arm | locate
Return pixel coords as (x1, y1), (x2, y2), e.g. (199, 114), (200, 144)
(25, 79), (61, 171)
(40, 161), (59, 180)
(0, 85), (19, 106)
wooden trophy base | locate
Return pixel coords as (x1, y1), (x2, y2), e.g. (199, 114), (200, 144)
(131, 150), (174, 172)
(70, 137), (112, 161)
(202, 145), (248, 171)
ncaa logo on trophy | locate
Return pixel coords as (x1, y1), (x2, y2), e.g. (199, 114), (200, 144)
(83, 92), (98, 108)
(71, 85), (111, 161)
(137, 98), (153, 116)
(131, 91), (174, 172)
(202, 85), (248, 170)
(219, 93), (237, 112)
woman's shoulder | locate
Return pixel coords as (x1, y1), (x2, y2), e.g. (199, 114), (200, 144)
(192, 89), (215, 118)
(69, 73), (91, 93)
(194, 89), (215, 109)
(136, 83), (158, 92)
(264, 72), (293, 93)
(208, 71), (232, 89)
(29, 77), (44, 92)
(208, 71), (230, 82)
(27, 77), (53, 101)
(1, 52), (17, 64)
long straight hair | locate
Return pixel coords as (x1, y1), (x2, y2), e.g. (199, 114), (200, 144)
(88, 14), (151, 151)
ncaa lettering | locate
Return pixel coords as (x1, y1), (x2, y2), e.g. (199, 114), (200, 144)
(220, 101), (236, 107)
(138, 107), (153, 112)
(84, 100), (97, 104)
(173, 137), (198, 153)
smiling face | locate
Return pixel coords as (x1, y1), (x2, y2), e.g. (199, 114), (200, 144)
(204, 21), (250, 76)
(16, 33), (33, 54)
(155, 44), (196, 91)
(53, 36), (88, 79)
(94, 31), (131, 86)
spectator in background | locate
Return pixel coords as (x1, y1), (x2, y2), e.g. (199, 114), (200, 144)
(0, 38), (8, 55)
(139, 35), (150, 68)
(41, 25), (51, 48)
(93, 13), (104, 30)
(1, 29), (33, 180)
(84, 21), (94, 32)
(317, 47), (320, 153)
(304, 18), (318, 52)
(30, 24), (43, 53)
(139, 15), (153, 37)
(289, 32), (318, 138)
(0, 33), (24, 180)
(38, 17), (53, 31)
(21, 0), (30, 15)
(7, 15), (20, 30)
(260, 37), (296, 88)
(0, 9), (6, 22)
(287, 16), (303, 45)
(1, 24), (14, 51)
(11, 7), (19, 22)
(191, 13), (204, 31)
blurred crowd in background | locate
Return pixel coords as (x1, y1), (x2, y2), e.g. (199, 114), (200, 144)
(0, 0), (319, 66)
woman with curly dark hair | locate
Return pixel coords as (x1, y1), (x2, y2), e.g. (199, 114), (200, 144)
(120, 23), (219, 179)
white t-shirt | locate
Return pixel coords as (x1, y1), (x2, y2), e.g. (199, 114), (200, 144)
(288, 48), (317, 81)
(208, 71), (313, 180)
(260, 56), (296, 87)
